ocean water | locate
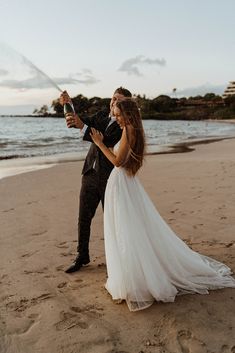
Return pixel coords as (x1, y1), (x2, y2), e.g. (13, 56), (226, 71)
(1, 116), (235, 179)
(1, 116), (235, 160)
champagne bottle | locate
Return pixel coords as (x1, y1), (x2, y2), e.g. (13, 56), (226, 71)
(64, 101), (75, 115)
(63, 94), (75, 128)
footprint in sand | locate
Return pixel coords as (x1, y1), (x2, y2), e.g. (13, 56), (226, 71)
(31, 230), (47, 237)
(7, 317), (37, 335)
(6, 293), (54, 313)
(106, 351), (129, 353)
(27, 313), (40, 320)
(177, 330), (206, 353)
(225, 242), (235, 248)
(24, 266), (48, 275)
(2, 208), (15, 212)
(1, 274), (7, 278)
(6, 298), (29, 312)
(70, 306), (83, 313)
(221, 345), (235, 353)
(68, 281), (88, 290)
(57, 282), (67, 289)
(56, 242), (69, 249)
(21, 250), (39, 258)
(44, 274), (56, 279)
(15, 294), (51, 309)
(27, 200), (38, 205)
(54, 311), (88, 331)
(98, 263), (106, 268)
(30, 293), (54, 305)
(70, 304), (104, 318)
(74, 279), (83, 283)
(1, 294), (14, 302)
(170, 208), (179, 214)
(60, 252), (74, 257)
(13, 293), (54, 312)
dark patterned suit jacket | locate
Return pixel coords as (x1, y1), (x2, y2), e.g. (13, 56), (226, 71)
(80, 111), (122, 177)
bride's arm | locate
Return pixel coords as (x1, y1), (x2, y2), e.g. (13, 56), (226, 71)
(90, 127), (130, 167)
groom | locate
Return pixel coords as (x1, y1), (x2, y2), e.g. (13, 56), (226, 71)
(60, 87), (132, 273)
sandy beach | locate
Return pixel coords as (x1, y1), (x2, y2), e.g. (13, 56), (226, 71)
(1, 138), (235, 353)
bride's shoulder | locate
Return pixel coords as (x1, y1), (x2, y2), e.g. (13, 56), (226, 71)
(124, 125), (135, 145)
(116, 127), (133, 153)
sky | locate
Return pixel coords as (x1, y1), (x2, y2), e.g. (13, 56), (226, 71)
(0, 0), (234, 114)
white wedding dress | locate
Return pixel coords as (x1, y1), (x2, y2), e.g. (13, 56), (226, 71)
(104, 145), (235, 312)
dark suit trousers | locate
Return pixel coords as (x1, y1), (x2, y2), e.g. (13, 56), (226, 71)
(77, 169), (108, 258)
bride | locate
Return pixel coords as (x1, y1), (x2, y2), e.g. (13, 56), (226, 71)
(90, 98), (235, 312)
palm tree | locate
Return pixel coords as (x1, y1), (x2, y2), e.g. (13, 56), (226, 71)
(172, 88), (177, 98)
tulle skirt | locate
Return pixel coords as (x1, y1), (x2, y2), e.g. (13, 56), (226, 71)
(104, 167), (235, 311)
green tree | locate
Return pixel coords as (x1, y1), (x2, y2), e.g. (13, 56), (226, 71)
(203, 93), (222, 101)
(151, 95), (176, 112)
(224, 95), (235, 110)
(72, 94), (89, 114)
(51, 99), (63, 116)
(38, 105), (49, 116)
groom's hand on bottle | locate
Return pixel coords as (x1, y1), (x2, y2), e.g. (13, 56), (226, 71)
(59, 91), (84, 130)
(66, 113), (81, 129)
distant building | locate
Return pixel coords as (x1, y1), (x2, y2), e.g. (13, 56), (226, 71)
(223, 81), (235, 98)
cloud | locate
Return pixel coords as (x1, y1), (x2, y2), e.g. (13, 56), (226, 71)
(0, 73), (65, 90)
(78, 68), (92, 74)
(70, 69), (100, 85)
(168, 83), (226, 97)
(54, 74), (99, 86)
(0, 76), (55, 90)
(0, 68), (8, 76)
(118, 55), (166, 76)
(0, 71), (99, 90)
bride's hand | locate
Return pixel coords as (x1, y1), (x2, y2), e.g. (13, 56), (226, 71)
(90, 128), (104, 146)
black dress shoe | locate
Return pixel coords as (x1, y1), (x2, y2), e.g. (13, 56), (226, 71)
(65, 256), (90, 274)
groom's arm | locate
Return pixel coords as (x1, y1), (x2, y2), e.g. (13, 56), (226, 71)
(81, 111), (109, 142)
(102, 127), (122, 148)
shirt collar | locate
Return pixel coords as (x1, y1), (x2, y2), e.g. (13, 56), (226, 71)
(109, 115), (116, 123)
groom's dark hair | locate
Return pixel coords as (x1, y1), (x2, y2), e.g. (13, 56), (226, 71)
(114, 87), (132, 97)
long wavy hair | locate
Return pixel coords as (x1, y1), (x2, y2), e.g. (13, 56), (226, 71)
(115, 98), (145, 176)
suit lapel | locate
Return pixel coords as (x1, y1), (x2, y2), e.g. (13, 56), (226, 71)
(105, 120), (118, 135)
